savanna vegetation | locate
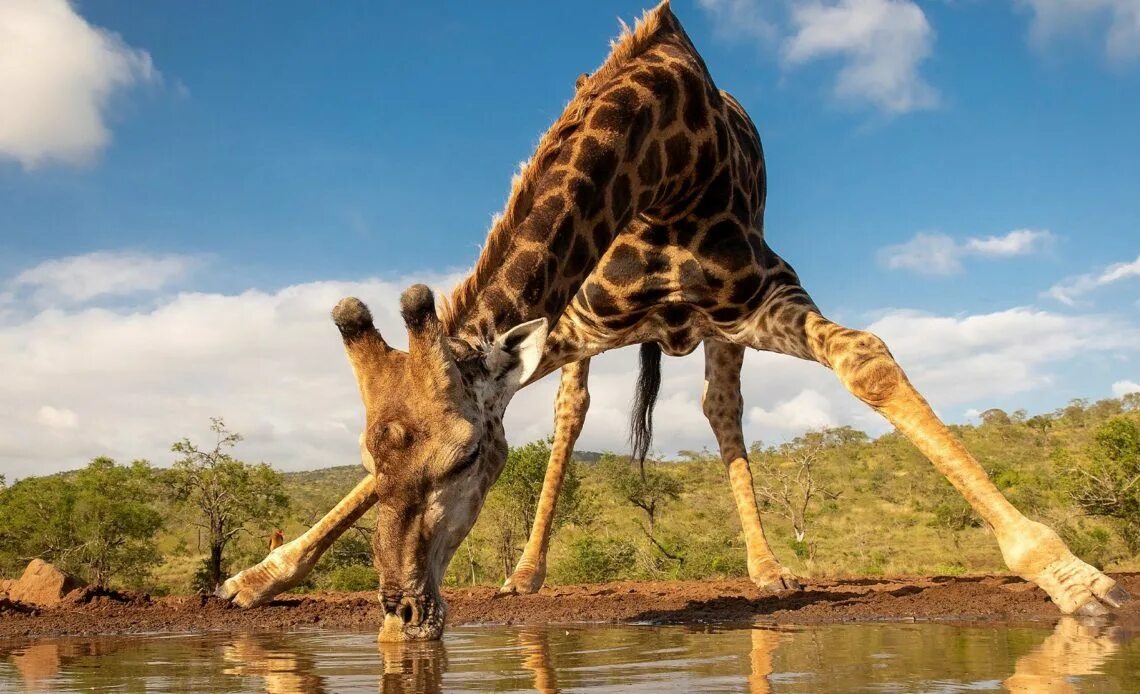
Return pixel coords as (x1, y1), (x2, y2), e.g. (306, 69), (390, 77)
(1, 394), (1138, 595)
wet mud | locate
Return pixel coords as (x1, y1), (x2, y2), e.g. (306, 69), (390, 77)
(2, 573), (1137, 638)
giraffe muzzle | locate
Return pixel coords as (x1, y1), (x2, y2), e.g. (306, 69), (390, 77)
(379, 590), (445, 642)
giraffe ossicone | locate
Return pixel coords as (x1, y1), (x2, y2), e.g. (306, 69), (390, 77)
(217, 0), (1129, 640)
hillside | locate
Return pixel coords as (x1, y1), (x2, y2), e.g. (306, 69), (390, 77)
(2, 395), (1137, 596)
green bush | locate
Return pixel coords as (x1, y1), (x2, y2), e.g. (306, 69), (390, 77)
(556, 536), (636, 583)
(1057, 523), (1123, 570)
(322, 564), (379, 592)
(789, 539), (811, 561)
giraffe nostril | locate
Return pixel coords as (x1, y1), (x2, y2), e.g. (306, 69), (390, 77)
(399, 596), (423, 626)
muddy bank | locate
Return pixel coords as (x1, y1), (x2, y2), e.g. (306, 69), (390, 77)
(2, 573), (1138, 638)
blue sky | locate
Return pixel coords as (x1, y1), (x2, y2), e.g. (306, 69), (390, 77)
(0, 0), (1137, 476)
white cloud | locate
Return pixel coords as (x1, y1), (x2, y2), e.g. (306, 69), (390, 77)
(1112, 378), (1140, 394)
(783, 0), (938, 113)
(964, 229), (1053, 257)
(9, 251), (196, 305)
(748, 389), (836, 432)
(1045, 254), (1140, 305)
(1112, 380), (1140, 397)
(697, 0), (937, 114)
(878, 228), (1053, 275)
(1017, 0), (1140, 64)
(0, 269), (465, 479)
(2, 251), (1138, 478)
(0, 0), (159, 168)
(36, 405), (77, 429)
(697, 0), (779, 43)
(865, 306), (1140, 403)
(878, 232), (963, 275)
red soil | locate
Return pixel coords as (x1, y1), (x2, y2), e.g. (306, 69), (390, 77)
(2, 573), (1137, 638)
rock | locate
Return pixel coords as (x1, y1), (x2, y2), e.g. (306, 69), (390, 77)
(8, 559), (85, 607)
(0, 578), (13, 597)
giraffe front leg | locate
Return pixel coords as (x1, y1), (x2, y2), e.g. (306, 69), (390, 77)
(217, 474), (379, 606)
(703, 341), (801, 593)
(802, 312), (1130, 615)
(502, 359), (591, 594)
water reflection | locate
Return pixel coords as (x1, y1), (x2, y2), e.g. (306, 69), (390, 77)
(377, 640), (447, 694)
(748, 626), (783, 694)
(1, 618), (1136, 692)
(517, 628), (558, 693)
(1003, 617), (1123, 693)
(222, 634), (328, 693)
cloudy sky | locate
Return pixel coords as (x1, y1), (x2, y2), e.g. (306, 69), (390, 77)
(1, 0), (1138, 478)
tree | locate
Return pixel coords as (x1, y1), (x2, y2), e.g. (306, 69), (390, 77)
(1067, 417), (1140, 553)
(751, 431), (841, 544)
(980, 409), (1011, 426)
(1026, 415), (1053, 437)
(167, 418), (289, 590)
(0, 459), (162, 587)
(496, 438), (581, 535)
(0, 474), (78, 576)
(599, 454), (682, 558)
(483, 438), (583, 579)
(1057, 399), (1089, 427)
(72, 458), (164, 587)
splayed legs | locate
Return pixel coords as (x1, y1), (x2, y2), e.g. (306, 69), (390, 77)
(216, 474), (378, 607)
(502, 359), (591, 594)
(702, 341), (801, 592)
(796, 311), (1129, 615)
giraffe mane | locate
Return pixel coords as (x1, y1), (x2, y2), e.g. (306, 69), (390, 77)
(438, 1), (675, 336)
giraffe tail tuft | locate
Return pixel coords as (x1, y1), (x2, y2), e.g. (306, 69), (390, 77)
(629, 342), (662, 478)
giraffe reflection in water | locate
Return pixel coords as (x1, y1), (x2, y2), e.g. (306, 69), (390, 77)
(221, 634), (328, 694)
(517, 627), (559, 693)
(1003, 617), (1123, 693)
(747, 627), (783, 694)
(0, 620), (1135, 691)
(377, 640), (447, 694)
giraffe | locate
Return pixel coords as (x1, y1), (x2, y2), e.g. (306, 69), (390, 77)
(217, 1), (1129, 641)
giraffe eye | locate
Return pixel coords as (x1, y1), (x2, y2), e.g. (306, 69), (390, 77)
(447, 443), (481, 478)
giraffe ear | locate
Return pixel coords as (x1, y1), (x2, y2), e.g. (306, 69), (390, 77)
(485, 318), (548, 390)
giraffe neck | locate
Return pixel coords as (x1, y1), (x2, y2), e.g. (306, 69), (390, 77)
(441, 2), (718, 353)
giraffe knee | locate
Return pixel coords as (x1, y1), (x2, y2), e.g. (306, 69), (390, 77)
(701, 387), (741, 425)
(557, 385), (590, 421)
(701, 387), (721, 421)
(836, 332), (903, 408)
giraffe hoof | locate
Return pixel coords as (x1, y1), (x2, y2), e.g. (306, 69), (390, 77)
(755, 573), (802, 593)
(500, 569), (545, 595)
(1077, 599), (1110, 618)
(1102, 585), (1131, 609)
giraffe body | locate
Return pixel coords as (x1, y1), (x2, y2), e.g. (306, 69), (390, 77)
(218, 1), (1129, 640)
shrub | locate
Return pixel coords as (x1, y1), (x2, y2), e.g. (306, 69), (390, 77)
(322, 565), (379, 592)
(556, 536), (636, 584)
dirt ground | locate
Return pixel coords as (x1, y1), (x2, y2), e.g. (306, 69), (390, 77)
(2, 573), (1138, 638)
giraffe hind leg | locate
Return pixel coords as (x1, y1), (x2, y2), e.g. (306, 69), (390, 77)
(702, 340), (801, 593)
(501, 359), (591, 594)
(750, 299), (1130, 615)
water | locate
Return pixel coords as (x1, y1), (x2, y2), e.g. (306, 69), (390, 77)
(1, 619), (1137, 692)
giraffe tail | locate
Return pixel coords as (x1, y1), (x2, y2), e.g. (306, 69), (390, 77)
(629, 342), (662, 477)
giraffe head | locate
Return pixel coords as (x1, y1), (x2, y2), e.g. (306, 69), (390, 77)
(332, 285), (547, 641)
